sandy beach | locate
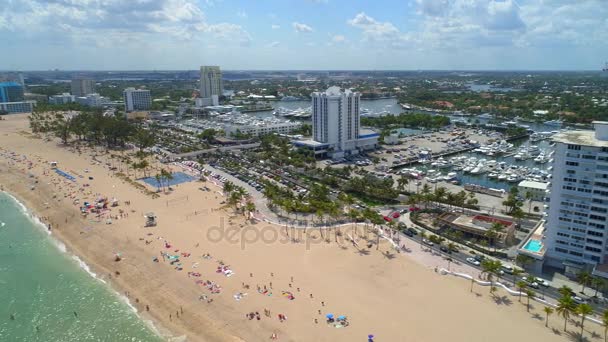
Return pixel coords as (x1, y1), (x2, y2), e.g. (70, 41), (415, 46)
(0, 113), (601, 342)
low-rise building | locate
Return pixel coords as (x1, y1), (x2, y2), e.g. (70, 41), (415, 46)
(24, 93), (48, 103)
(49, 93), (75, 105)
(0, 101), (34, 114)
(437, 212), (516, 246)
(383, 134), (400, 145)
(517, 180), (549, 201)
(75, 93), (109, 107)
(223, 121), (301, 137)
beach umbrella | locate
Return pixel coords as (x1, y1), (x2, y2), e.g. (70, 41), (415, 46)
(338, 315), (346, 320)
(326, 314), (334, 319)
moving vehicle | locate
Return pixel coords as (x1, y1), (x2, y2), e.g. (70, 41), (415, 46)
(466, 257), (480, 266)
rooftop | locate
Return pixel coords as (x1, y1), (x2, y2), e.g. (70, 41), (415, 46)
(553, 121), (608, 147)
(313, 86), (357, 97)
(518, 180), (549, 190)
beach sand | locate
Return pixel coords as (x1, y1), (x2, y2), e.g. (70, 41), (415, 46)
(0, 113), (600, 342)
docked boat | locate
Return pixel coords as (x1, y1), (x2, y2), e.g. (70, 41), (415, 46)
(544, 119), (563, 126)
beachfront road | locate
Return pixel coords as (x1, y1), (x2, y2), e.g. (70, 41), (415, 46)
(398, 212), (608, 313)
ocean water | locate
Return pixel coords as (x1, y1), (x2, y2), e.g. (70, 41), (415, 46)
(0, 192), (163, 342)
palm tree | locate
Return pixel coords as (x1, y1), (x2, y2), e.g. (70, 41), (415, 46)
(396, 176), (409, 193)
(516, 254), (534, 270)
(245, 201), (256, 219)
(594, 277), (606, 298)
(544, 306), (554, 328)
(576, 271), (592, 295)
(223, 180), (235, 195)
(154, 173), (161, 191)
(512, 268), (523, 285)
(602, 309), (608, 342)
(525, 289), (535, 312)
(516, 281), (527, 302)
(558, 285), (574, 298)
(433, 187), (448, 207)
(420, 184), (432, 208)
(576, 303), (593, 341)
(419, 231), (427, 250)
(556, 295), (576, 332)
(481, 259), (501, 296)
(525, 191), (533, 214)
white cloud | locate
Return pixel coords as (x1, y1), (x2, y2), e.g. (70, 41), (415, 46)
(271, 24), (280, 30)
(0, 0), (252, 46)
(267, 41), (280, 48)
(348, 12), (410, 47)
(293, 22), (313, 33)
(237, 10), (247, 19)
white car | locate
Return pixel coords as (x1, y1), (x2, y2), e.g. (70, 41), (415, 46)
(522, 277), (540, 289)
(466, 257), (480, 266)
(573, 296), (587, 304)
(537, 279), (551, 287)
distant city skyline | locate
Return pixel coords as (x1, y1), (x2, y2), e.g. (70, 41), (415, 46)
(0, 0), (607, 71)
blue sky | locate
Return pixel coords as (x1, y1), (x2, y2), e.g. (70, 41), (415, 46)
(1, 0), (607, 70)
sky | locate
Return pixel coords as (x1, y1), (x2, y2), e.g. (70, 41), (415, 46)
(1, 0), (607, 71)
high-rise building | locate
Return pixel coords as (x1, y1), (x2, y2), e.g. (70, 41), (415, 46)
(312, 86), (360, 149)
(71, 79), (96, 97)
(123, 88), (151, 112)
(199, 66), (223, 99)
(543, 121), (608, 277)
(295, 86), (378, 158)
(0, 82), (25, 102)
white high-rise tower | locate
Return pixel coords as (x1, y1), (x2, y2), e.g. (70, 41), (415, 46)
(311, 86), (360, 154)
(199, 66), (223, 102)
(544, 121), (608, 277)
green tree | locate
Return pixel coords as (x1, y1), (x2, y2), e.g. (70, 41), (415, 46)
(576, 303), (593, 341)
(544, 306), (554, 328)
(516, 281), (528, 302)
(525, 289), (535, 312)
(602, 309), (608, 342)
(515, 254), (534, 270)
(223, 180), (235, 195)
(525, 191), (533, 214)
(556, 295), (576, 332)
(576, 271), (592, 295)
(133, 127), (156, 152)
(396, 175), (409, 193)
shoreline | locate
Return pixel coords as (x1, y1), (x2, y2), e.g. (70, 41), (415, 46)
(0, 187), (169, 341)
(0, 163), (236, 342)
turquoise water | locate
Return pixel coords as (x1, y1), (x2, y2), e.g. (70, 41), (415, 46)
(0, 192), (162, 342)
(523, 239), (543, 252)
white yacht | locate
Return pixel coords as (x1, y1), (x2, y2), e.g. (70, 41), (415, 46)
(544, 119), (563, 126)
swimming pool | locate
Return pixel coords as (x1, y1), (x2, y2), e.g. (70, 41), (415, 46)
(523, 239), (543, 253)
(139, 172), (196, 188)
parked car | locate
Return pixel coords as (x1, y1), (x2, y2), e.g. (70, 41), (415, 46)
(466, 257), (480, 266)
(406, 228), (418, 236)
(422, 238), (434, 247)
(440, 246), (451, 254)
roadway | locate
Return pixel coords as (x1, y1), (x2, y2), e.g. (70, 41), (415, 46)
(399, 211), (608, 313)
(170, 143), (261, 159)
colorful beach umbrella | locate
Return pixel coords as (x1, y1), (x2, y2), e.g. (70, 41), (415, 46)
(326, 314), (334, 319)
